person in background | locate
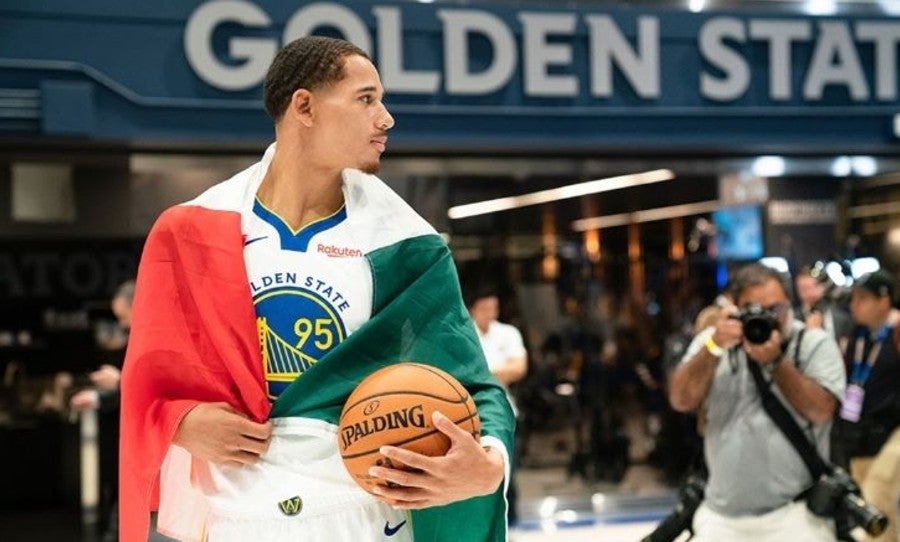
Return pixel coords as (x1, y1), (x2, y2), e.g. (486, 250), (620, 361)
(467, 287), (527, 525)
(69, 280), (135, 542)
(669, 263), (845, 542)
(796, 266), (852, 351)
(833, 270), (900, 542)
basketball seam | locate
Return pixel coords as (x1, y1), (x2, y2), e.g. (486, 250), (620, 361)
(340, 412), (480, 460)
(409, 363), (478, 438)
(408, 364), (467, 401)
(341, 390), (470, 418)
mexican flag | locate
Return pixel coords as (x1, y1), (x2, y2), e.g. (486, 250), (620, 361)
(119, 144), (515, 542)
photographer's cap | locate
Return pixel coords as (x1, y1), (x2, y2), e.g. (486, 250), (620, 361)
(854, 270), (897, 301)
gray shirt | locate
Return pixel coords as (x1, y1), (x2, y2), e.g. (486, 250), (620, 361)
(682, 321), (846, 517)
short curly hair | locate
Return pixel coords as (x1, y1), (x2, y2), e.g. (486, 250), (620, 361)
(263, 36), (370, 122)
(729, 263), (793, 301)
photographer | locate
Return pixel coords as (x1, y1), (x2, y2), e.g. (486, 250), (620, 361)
(796, 266), (853, 351)
(669, 263), (846, 541)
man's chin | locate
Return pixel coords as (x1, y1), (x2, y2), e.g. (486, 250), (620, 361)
(360, 161), (380, 175)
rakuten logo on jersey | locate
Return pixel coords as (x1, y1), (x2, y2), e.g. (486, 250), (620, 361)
(318, 244), (363, 258)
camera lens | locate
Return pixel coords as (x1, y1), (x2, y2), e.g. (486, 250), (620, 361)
(743, 316), (773, 344)
(843, 493), (888, 536)
(738, 305), (778, 344)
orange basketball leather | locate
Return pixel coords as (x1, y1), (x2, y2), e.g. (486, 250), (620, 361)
(338, 363), (482, 493)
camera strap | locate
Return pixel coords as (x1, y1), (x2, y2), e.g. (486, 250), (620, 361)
(746, 329), (832, 481)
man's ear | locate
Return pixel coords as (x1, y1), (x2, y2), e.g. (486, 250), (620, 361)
(287, 88), (314, 127)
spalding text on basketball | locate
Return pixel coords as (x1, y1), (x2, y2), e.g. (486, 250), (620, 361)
(340, 404), (427, 449)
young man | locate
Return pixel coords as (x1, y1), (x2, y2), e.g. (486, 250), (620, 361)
(669, 263), (845, 542)
(120, 37), (514, 542)
(467, 290), (528, 394)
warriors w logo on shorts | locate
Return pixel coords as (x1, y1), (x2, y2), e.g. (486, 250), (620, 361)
(199, 420), (412, 542)
(278, 496), (303, 516)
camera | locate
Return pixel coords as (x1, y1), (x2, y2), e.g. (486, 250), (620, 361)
(731, 304), (778, 344)
(641, 474), (706, 542)
(806, 467), (888, 537)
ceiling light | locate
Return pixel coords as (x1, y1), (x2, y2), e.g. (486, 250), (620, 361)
(878, 0), (900, 15)
(888, 227), (900, 248)
(805, 0), (837, 16)
(751, 156), (786, 178)
(830, 156), (852, 177)
(851, 156), (877, 177)
(688, 0), (705, 12)
(448, 169), (674, 220)
(572, 200), (720, 232)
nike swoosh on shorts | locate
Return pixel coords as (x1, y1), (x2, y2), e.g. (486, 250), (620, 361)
(383, 519), (407, 536)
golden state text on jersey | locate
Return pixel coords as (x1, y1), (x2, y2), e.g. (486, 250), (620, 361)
(243, 198), (374, 401)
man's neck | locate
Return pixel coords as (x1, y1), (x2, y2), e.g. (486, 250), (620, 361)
(257, 141), (344, 231)
(867, 314), (892, 335)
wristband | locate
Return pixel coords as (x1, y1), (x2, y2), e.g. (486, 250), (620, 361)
(705, 336), (726, 357)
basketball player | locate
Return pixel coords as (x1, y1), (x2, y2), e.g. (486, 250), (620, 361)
(119, 37), (514, 542)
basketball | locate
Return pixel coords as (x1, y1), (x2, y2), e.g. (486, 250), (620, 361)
(338, 362), (482, 493)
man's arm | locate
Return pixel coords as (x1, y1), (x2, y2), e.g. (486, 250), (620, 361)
(744, 333), (838, 425)
(770, 361), (836, 425)
(669, 346), (719, 413)
(367, 411), (505, 509)
(173, 402), (273, 465)
(492, 325), (528, 386)
(492, 354), (526, 386)
(669, 308), (743, 413)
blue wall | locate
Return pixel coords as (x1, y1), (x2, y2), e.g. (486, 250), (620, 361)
(1, 0), (898, 152)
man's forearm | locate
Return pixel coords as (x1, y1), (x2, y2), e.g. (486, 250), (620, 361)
(669, 348), (719, 413)
(770, 361), (837, 425)
(492, 356), (526, 385)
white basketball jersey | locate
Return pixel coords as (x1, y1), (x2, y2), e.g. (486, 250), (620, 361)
(242, 198), (373, 401)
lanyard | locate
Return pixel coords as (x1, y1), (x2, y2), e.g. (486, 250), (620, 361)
(850, 325), (892, 385)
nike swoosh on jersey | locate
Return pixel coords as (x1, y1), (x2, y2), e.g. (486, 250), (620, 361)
(383, 519), (407, 536)
(244, 235), (268, 246)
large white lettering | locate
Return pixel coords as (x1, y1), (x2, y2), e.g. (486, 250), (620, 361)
(855, 22), (900, 101)
(182, 1), (898, 106)
(283, 3), (371, 54)
(437, 9), (516, 95)
(804, 22), (869, 100)
(519, 12), (578, 97)
(586, 15), (660, 99)
(184, 0), (277, 91)
(700, 17), (750, 101)
(749, 20), (811, 100)
(373, 6), (440, 93)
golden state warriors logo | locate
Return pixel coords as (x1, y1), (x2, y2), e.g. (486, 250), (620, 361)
(254, 287), (347, 400)
(278, 495), (303, 516)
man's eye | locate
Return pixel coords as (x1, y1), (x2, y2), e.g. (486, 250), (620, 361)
(360, 95), (373, 104)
